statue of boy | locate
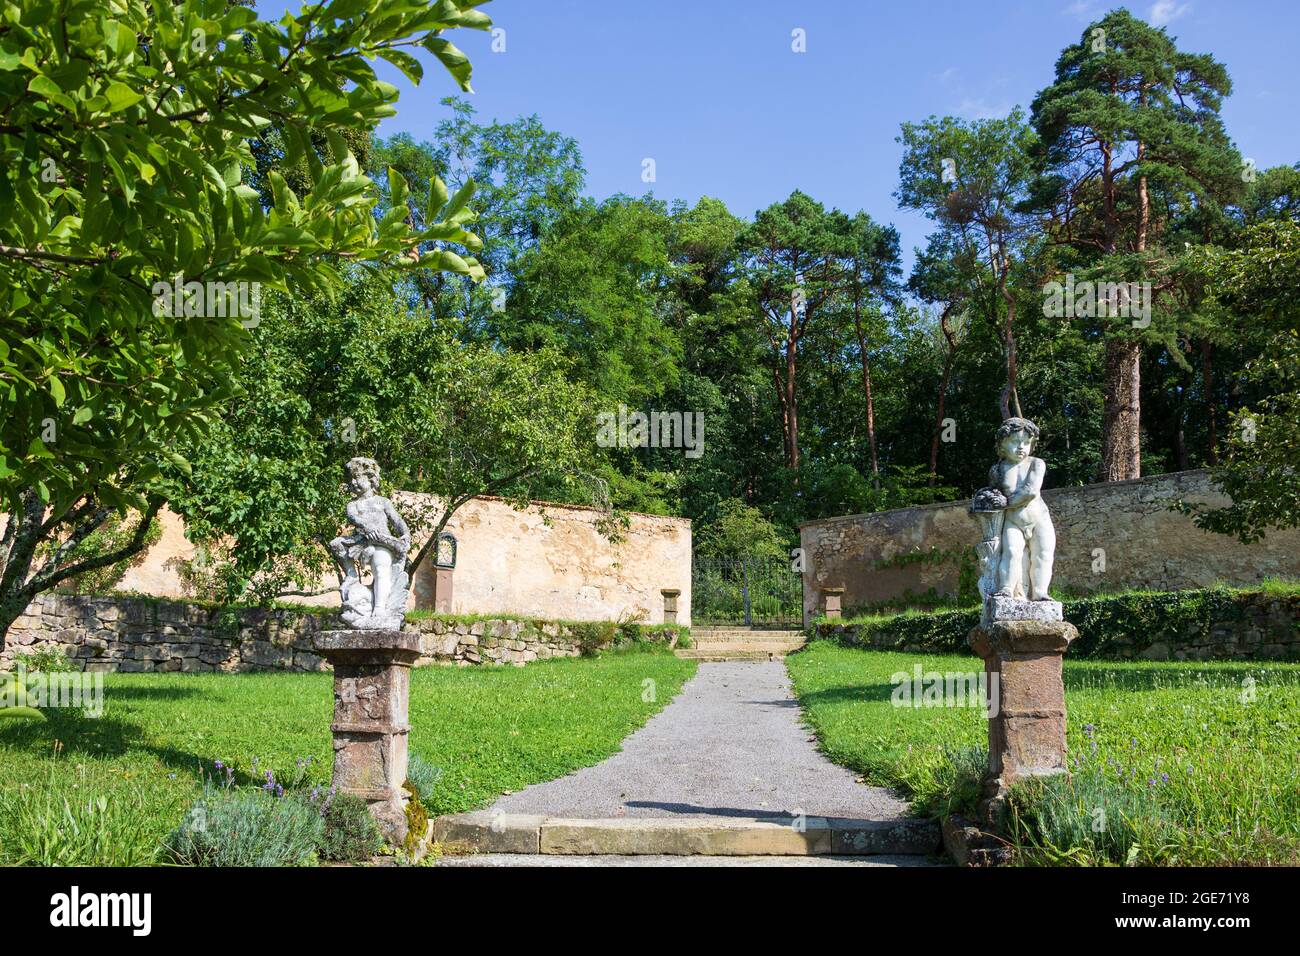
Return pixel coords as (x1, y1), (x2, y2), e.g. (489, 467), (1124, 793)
(983, 417), (1056, 601)
(329, 457), (412, 629)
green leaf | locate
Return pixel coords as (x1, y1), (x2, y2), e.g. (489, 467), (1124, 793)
(103, 81), (144, 113)
(423, 37), (474, 92)
(428, 176), (449, 219)
(28, 74), (76, 111)
(0, 707), (46, 721)
(379, 49), (423, 85)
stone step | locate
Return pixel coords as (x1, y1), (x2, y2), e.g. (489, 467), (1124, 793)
(433, 812), (941, 857)
(693, 634), (806, 645)
(685, 641), (805, 653)
(674, 649), (794, 661)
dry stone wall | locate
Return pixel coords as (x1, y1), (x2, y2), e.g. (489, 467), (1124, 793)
(1, 594), (681, 673)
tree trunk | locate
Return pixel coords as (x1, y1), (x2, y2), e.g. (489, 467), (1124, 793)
(1098, 338), (1142, 481)
(990, 235), (1021, 421)
(851, 280), (880, 486)
(1097, 141), (1148, 482)
(1201, 339), (1218, 466)
(785, 300), (800, 471)
(0, 494), (162, 651)
(929, 305), (959, 485)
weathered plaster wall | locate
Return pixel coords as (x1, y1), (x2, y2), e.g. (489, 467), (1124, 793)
(407, 496), (691, 625)
(109, 496), (691, 626)
(800, 470), (1300, 625)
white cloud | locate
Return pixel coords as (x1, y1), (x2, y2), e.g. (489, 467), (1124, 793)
(1149, 0), (1191, 26)
(956, 97), (1013, 121)
(1064, 0), (1102, 22)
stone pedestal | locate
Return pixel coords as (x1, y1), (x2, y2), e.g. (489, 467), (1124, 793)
(968, 614), (1077, 828)
(661, 589), (680, 625)
(822, 587), (845, 619)
(431, 567), (454, 614)
(313, 629), (421, 845)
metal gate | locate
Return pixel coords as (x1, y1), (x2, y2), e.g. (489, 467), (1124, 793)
(691, 555), (803, 627)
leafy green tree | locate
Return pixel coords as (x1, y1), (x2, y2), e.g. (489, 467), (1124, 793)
(0, 0), (492, 647)
(694, 498), (786, 561)
(739, 191), (846, 471)
(897, 109), (1038, 420)
(171, 272), (598, 602)
(1180, 220), (1300, 541)
(1028, 9), (1242, 481)
(502, 195), (681, 407)
(830, 211), (902, 484)
(371, 97), (585, 320)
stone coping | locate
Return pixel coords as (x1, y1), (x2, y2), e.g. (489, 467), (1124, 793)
(314, 629), (422, 654)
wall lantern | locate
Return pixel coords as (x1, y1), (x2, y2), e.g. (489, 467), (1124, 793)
(434, 532), (458, 569)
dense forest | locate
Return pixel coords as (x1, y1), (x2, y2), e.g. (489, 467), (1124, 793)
(219, 9), (1296, 550)
(170, 9), (1300, 596)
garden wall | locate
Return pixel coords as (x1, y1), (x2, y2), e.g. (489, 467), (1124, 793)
(799, 470), (1300, 625)
(109, 494), (691, 625)
(0, 593), (683, 673)
(813, 588), (1300, 661)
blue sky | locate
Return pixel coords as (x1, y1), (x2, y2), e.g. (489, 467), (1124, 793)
(261, 1), (1300, 272)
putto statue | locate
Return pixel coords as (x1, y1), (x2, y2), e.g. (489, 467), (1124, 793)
(329, 457), (412, 630)
(969, 417), (1057, 608)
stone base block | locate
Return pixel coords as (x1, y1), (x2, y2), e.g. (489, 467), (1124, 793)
(981, 596), (1063, 628)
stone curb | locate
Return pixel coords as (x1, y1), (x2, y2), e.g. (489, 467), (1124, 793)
(433, 811), (940, 857)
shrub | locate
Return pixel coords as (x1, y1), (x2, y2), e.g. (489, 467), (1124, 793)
(11, 647), (77, 673)
(318, 792), (381, 863)
(1007, 768), (1167, 866)
(819, 584), (1300, 660)
(569, 621), (618, 655)
(406, 755), (443, 807)
(165, 785), (323, 867)
(402, 782), (429, 857)
(917, 746), (987, 819)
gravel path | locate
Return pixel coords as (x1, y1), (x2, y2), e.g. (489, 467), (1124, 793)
(490, 661), (910, 823)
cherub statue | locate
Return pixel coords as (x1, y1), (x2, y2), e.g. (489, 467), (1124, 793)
(969, 417), (1056, 603)
(328, 457), (412, 630)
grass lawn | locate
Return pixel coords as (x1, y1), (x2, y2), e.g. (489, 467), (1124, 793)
(0, 648), (696, 865)
(787, 641), (1300, 865)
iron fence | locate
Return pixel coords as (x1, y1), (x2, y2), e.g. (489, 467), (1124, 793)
(692, 554), (803, 626)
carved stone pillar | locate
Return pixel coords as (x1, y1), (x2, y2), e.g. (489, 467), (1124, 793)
(313, 629), (422, 844)
(968, 615), (1077, 827)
